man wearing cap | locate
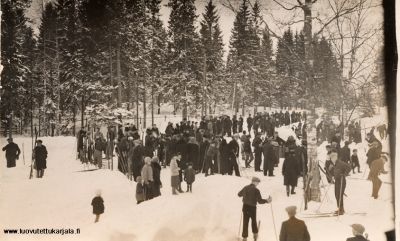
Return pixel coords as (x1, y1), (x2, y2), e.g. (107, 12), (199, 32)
(34, 140), (48, 178)
(238, 177), (272, 241)
(2, 138), (21, 168)
(346, 224), (368, 241)
(279, 206), (310, 241)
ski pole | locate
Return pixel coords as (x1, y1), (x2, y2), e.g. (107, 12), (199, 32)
(269, 202), (279, 241)
(337, 176), (344, 219)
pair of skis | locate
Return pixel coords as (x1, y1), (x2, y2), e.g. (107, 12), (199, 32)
(300, 211), (366, 218)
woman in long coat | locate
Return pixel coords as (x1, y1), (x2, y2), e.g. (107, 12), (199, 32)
(282, 148), (300, 196)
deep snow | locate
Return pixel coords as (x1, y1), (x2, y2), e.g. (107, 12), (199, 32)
(0, 122), (394, 241)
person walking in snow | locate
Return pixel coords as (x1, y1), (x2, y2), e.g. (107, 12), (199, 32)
(34, 140), (48, 178)
(91, 190), (104, 223)
(141, 157), (154, 200)
(170, 153), (181, 195)
(346, 224), (369, 241)
(279, 206), (310, 241)
(184, 163), (196, 192)
(135, 176), (145, 204)
(282, 148), (300, 196)
(2, 137), (20, 168)
(238, 177), (272, 241)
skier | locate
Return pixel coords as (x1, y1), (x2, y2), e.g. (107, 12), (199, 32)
(91, 190), (104, 223)
(328, 150), (351, 215)
(34, 140), (48, 178)
(367, 155), (387, 199)
(282, 148), (300, 196)
(184, 163), (196, 192)
(279, 206), (310, 241)
(170, 153), (181, 195)
(346, 224), (369, 241)
(2, 137), (20, 168)
(238, 177), (272, 241)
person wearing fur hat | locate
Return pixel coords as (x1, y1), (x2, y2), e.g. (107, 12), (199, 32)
(2, 137), (20, 168)
(141, 157), (154, 200)
(238, 177), (272, 241)
(346, 224), (368, 241)
(279, 206), (310, 241)
(135, 176), (145, 204)
(91, 190), (104, 223)
(151, 157), (162, 198)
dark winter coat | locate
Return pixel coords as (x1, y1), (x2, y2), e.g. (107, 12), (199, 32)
(91, 196), (104, 215)
(339, 146), (351, 163)
(333, 160), (351, 180)
(238, 184), (269, 207)
(219, 139), (230, 174)
(151, 162), (162, 186)
(346, 236), (369, 241)
(136, 183), (145, 202)
(263, 142), (277, 170)
(2, 142), (21, 167)
(243, 138), (252, 153)
(247, 117), (253, 128)
(279, 217), (310, 241)
(366, 146), (381, 167)
(184, 167), (196, 184)
(282, 154), (300, 186)
(186, 142), (200, 171)
(228, 139), (239, 159)
(34, 145), (48, 170)
(176, 139), (188, 167)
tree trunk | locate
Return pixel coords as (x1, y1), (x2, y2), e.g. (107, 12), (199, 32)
(136, 72), (139, 127)
(151, 77), (154, 126)
(116, 41), (122, 108)
(143, 75), (146, 129)
(157, 94), (161, 115)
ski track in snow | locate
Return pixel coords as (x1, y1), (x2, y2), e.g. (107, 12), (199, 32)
(0, 117), (394, 241)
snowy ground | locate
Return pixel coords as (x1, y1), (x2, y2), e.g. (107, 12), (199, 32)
(0, 116), (394, 241)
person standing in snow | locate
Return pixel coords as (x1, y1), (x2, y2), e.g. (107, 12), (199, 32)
(184, 163), (196, 192)
(93, 136), (103, 168)
(346, 224), (369, 241)
(170, 153), (181, 195)
(282, 148), (300, 196)
(141, 157), (154, 200)
(279, 206), (310, 241)
(340, 141), (351, 164)
(228, 134), (240, 176)
(252, 133), (263, 172)
(262, 138), (277, 177)
(91, 190), (104, 223)
(328, 150), (351, 215)
(351, 149), (361, 174)
(367, 155), (387, 199)
(247, 114), (253, 134)
(2, 137), (20, 168)
(135, 176), (145, 204)
(238, 177), (272, 241)
(34, 140), (48, 178)
(151, 157), (162, 198)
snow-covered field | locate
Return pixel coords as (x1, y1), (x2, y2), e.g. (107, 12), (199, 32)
(0, 116), (394, 241)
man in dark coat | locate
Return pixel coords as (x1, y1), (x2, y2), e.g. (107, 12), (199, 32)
(282, 148), (300, 196)
(2, 138), (20, 168)
(238, 116), (244, 133)
(186, 137), (200, 172)
(238, 177), (272, 241)
(130, 140), (144, 181)
(246, 114), (253, 134)
(225, 116), (233, 137)
(279, 206), (310, 241)
(328, 150), (351, 215)
(340, 141), (351, 164)
(232, 116), (238, 134)
(34, 140), (48, 178)
(346, 224), (368, 241)
(263, 138), (277, 176)
(228, 135), (240, 176)
(219, 138), (229, 175)
(252, 133), (263, 172)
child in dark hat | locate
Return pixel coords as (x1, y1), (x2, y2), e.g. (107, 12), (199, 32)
(351, 149), (361, 173)
(91, 190), (104, 223)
